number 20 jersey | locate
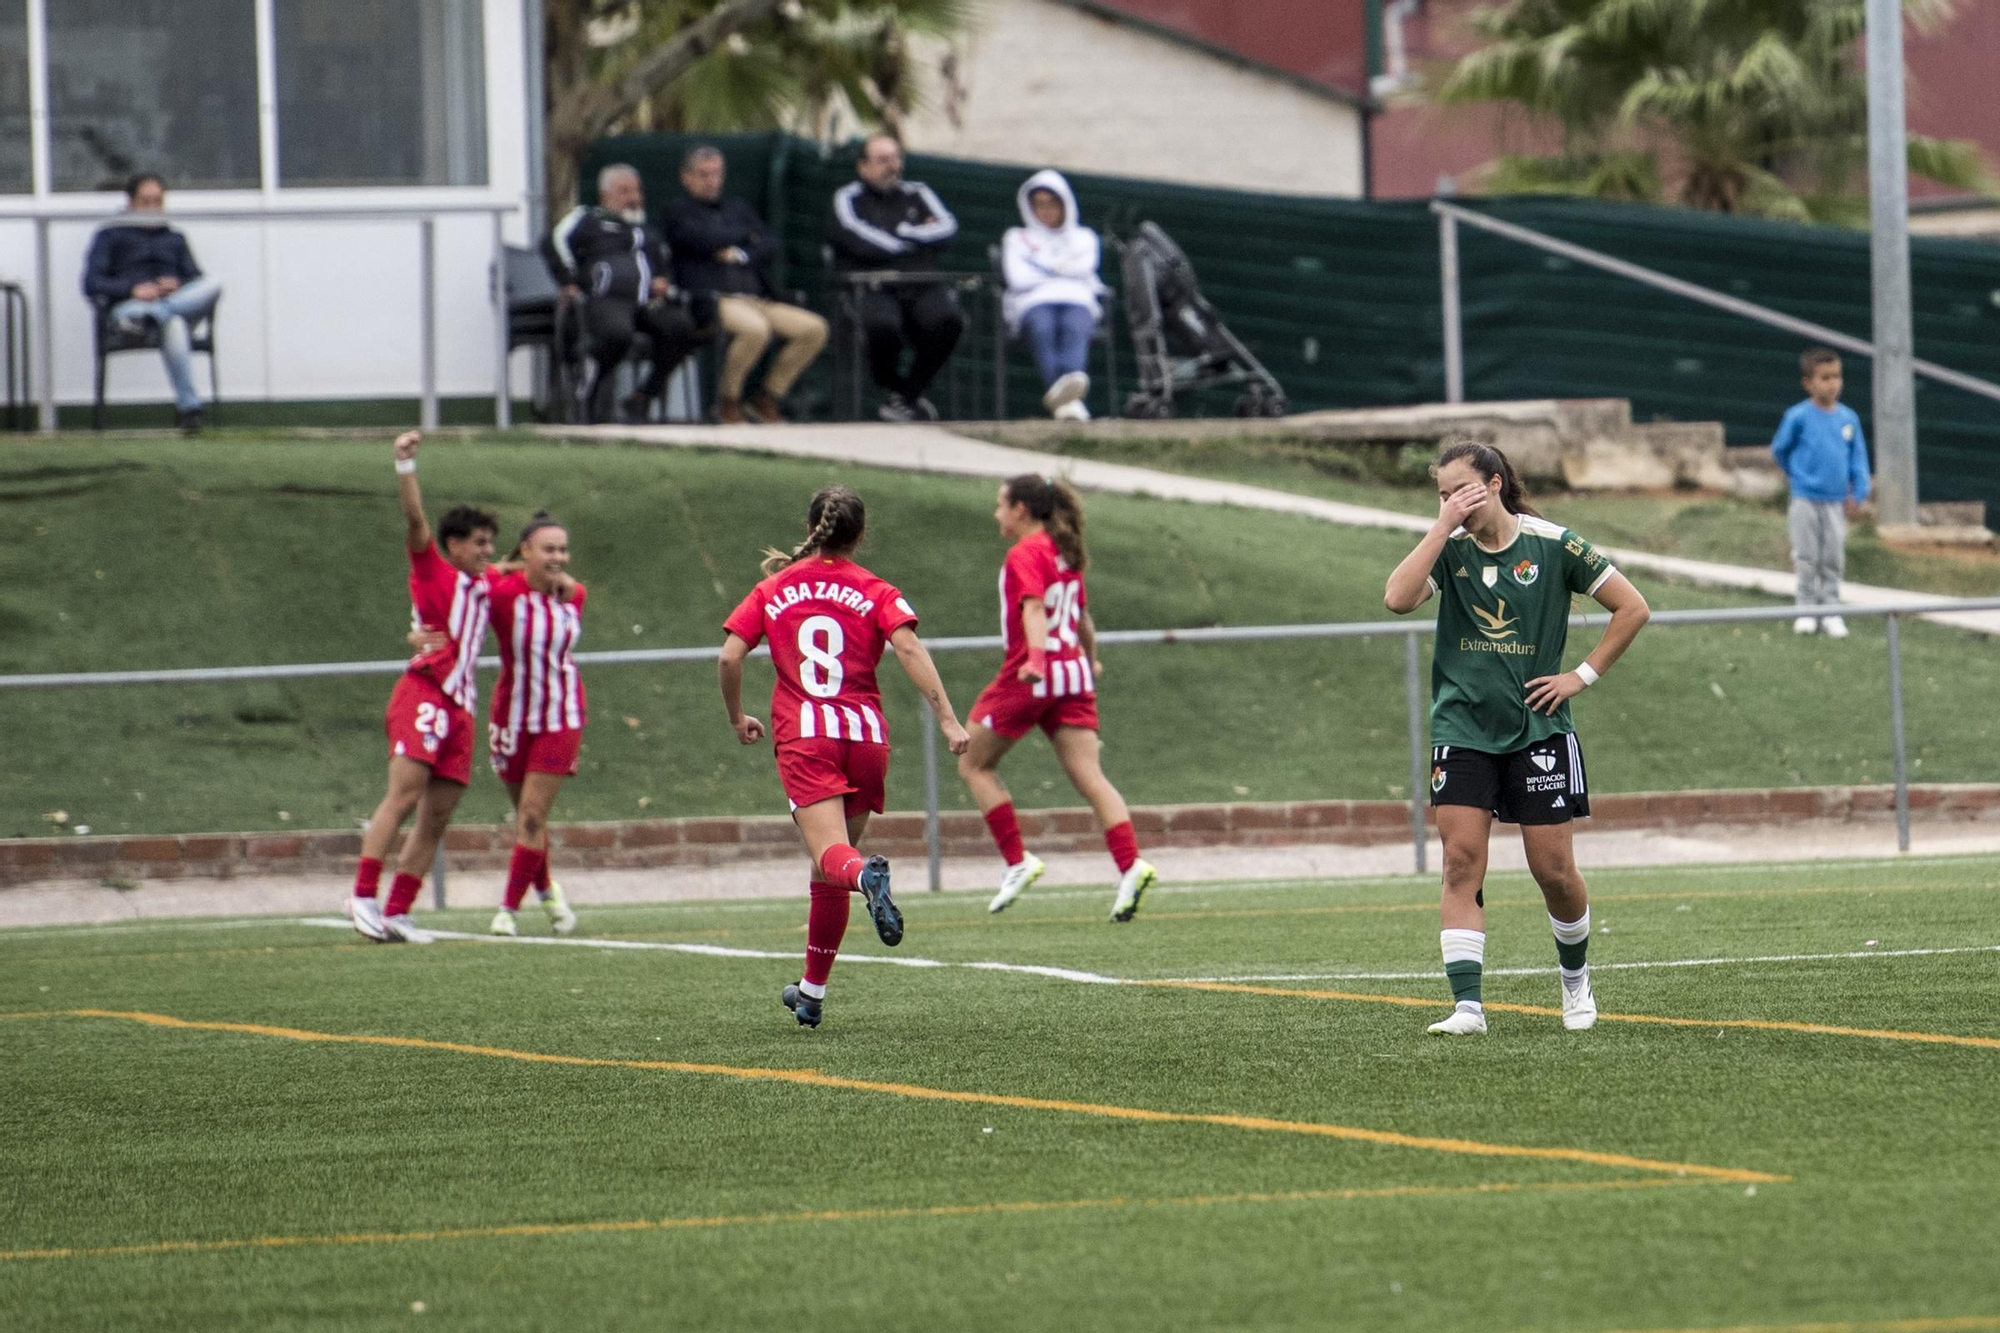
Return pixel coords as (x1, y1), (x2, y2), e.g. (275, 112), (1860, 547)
(723, 556), (919, 747)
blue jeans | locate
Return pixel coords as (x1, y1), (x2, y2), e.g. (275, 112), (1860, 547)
(1019, 302), (1095, 388)
(111, 275), (222, 412)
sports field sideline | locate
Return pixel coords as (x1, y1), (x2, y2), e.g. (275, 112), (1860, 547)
(4, 853), (1996, 1332)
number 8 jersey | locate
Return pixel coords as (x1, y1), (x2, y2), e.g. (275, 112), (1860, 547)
(723, 555), (919, 747)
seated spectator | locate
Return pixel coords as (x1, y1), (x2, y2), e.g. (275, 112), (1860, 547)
(1001, 170), (1105, 421)
(81, 173), (223, 435)
(827, 133), (964, 423)
(666, 145), (828, 425)
(541, 163), (702, 424)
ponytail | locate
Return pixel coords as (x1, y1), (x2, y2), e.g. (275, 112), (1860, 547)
(1431, 439), (1537, 518)
(510, 509), (563, 561)
(1003, 473), (1088, 572)
(761, 485), (867, 577)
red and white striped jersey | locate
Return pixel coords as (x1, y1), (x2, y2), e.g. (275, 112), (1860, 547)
(489, 573), (588, 736)
(405, 543), (491, 713)
(998, 530), (1094, 701)
(723, 556), (918, 747)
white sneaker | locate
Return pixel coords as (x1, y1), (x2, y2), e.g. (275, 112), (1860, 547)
(1053, 399), (1091, 422)
(346, 896), (388, 942)
(1042, 370), (1089, 413)
(987, 853), (1045, 914)
(1427, 1007), (1488, 1035)
(1109, 858), (1158, 922)
(1792, 615), (1818, 635)
(1821, 615), (1849, 639)
(540, 879), (577, 936)
(382, 914), (434, 945)
(489, 909), (517, 937)
(1561, 969), (1598, 1030)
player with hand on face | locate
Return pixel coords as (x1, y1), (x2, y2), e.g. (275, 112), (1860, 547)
(719, 485), (970, 1028)
(1384, 439), (1649, 1036)
(348, 431), (498, 945)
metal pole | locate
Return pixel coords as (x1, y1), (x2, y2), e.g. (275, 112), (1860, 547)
(1438, 208), (1463, 405)
(1866, 0), (1919, 529)
(419, 216), (439, 430)
(491, 210), (511, 429)
(1885, 612), (1911, 852)
(920, 697), (942, 891)
(1404, 630), (1428, 874)
(35, 216), (54, 431)
(430, 839), (448, 910)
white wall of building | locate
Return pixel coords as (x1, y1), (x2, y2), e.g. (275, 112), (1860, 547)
(899, 0), (1365, 198)
(0, 0), (533, 413)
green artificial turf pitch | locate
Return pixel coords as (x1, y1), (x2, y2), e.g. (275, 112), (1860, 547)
(3, 855), (1998, 1331)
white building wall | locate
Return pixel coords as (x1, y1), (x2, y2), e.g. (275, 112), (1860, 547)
(899, 0), (1365, 198)
(0, 0), (532, 412)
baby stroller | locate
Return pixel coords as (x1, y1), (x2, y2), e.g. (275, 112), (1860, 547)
(1115, 221), (1286, 419)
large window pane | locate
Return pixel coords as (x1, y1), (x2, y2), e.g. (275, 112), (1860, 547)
(275, 0), (487, 188)
(0, 1), (27, 193)
(47, 0), (260, 192)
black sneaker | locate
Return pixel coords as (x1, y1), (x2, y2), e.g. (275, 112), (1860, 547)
(781, 983), (823, 1028)
(175, 408), (204, 436)
(911, 396), (940, 422)
(877, 392), (917, 423)
(858, 855), (902, 947)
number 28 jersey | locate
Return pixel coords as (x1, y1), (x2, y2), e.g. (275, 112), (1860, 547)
(723, 556), (919, 747)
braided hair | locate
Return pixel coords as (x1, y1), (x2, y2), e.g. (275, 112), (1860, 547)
(1003, 473), (1087, 572)
(1431, 438), (1538, 518)
(761, 486), (867, 576)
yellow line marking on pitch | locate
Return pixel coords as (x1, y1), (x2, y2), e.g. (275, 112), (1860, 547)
(5, 1009), (1784, 1183)
(0, 1175), (1710, 1264)
(1597, 1317), (2000, 1333)
(1150, 981), (2000, 1051)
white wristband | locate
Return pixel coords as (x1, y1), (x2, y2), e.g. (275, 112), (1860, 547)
(394, 458), (417, 475)
(1574, 662), (1600, 687)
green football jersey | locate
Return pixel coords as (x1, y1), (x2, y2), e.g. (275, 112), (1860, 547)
(1425, 514), (1617, 754)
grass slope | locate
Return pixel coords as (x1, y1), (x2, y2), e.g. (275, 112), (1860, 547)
(2, 857), (1997, 1330)
(0, 434), (1991, 839)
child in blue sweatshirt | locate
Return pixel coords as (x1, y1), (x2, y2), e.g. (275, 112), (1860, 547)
(1771, 347), (1871, 638)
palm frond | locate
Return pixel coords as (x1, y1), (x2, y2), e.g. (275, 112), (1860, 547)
(1906, 132), (1998, 195)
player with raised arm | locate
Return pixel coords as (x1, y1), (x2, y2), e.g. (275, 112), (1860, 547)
(347, 431), (497, 945)
(719, 485), (970, 1028)
(1384, 439), (1650, 1036)
(961, 475), (1157, 921)
(485, 511), (585, 938)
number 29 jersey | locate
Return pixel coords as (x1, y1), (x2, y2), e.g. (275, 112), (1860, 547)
(998, 530), (1092, 699)
(723, 556), (919, 748)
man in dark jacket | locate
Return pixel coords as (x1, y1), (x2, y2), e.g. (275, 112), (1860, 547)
(664, 146), (826, 425)
(826, 134), (964, 422)
(81, 173), (223, 434)
(541, 163), (702, 424)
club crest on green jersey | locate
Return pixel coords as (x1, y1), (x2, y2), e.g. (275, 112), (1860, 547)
(1511, 559), (1539, 586)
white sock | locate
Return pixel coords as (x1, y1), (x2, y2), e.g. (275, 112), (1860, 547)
(798, 978), (827, 1000)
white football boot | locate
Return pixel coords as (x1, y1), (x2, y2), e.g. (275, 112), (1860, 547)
(1561, 968), (1599, 1031)
(1108, 859), (1158, 922)
(540, 879), (578, 936)
(489, 908), (517, 937)
(1427, 1006), (1489, 1036)
(987, 853), (1046, 914)
(381, 914), (434, 945)
(346, 896), (389, 942)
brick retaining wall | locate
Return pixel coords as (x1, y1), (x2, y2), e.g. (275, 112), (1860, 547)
(4, 784), (1996, 887)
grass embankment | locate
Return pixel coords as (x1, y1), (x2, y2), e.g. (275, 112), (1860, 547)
(0, 435), (1989, 838)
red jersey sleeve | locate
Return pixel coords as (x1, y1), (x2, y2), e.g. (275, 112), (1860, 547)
(1004, 538), (1054, 605)
(874, 583), (918, 639)
(723, 584), (767, 648)
(566, 580), (588, 612)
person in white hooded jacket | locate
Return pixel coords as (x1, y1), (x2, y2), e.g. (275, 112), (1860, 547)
(1002, 170), (1105, 420)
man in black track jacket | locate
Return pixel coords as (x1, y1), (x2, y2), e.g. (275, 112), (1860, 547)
(541, 164), (702, 423)
(825, 134), (964, 422)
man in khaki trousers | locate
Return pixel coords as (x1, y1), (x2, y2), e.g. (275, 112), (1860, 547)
(665, 146), (828, 423)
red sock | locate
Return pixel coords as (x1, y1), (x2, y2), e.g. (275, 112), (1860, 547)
(983, 802), (1025, 865)
(504, 845), (546, 911)
(817, 843), (866, 891)
(353, 857), (384, 900)
(803, 880), (850, 988)
(385, 872), (424, 918)
(1105, 821), (1140, 874)
(535, 854), (553, 895)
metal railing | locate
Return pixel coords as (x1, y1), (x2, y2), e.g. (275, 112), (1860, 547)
(1430, 199), (2000, 408)
(0, 201), (518, 432)
(9, 595), (1998, 894)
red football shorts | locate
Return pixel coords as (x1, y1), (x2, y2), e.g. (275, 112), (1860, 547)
(970, 672), (1099, 740)
(488, 724), (582, 785)
(384, 675), (475, 786)
(776, 738), (889, 817)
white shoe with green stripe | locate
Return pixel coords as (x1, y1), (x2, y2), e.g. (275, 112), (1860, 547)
(987, 853), (1045, 914)
(1108, 859), (1157, 923)
(540, 880), (577, 936)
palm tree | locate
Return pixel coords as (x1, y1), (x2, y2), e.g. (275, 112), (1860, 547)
(1435, 0), (1993, 222)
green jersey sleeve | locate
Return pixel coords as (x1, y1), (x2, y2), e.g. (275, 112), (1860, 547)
(1426, 538), (1454, 597)
(1561, 528), (1616, 597)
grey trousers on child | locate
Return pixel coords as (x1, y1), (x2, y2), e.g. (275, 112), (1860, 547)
(1788, 497), (1847, 607)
